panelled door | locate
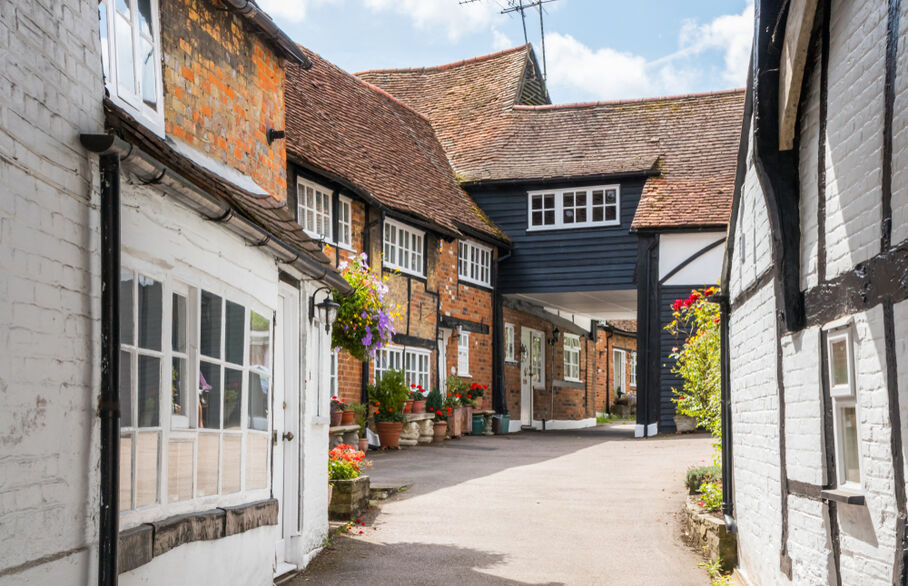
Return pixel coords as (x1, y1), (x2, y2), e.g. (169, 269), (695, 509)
(613, 349), (626, 399)
(520, 329), (544, 426)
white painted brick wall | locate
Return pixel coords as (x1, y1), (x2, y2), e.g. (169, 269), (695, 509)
(896, 300), (908, 510)
(889, 1), (908, 245)
(0, 0), (103, 582)
(788, 494), (834, 585)
(781, 327), (825, 486)
(799, 55), (821, 290)
(824, 0), (887, 279)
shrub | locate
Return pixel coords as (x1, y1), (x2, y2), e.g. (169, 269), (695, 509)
(697, 481), (723, 512)
(368, 369), (409, 422)
(425, 388), (448, 422)
(685, 465), (721, 493)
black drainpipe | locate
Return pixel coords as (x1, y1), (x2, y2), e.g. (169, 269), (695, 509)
(98, 153), (121, 585)
(713, 293), (736, 533)
(492, 250), (511, 414)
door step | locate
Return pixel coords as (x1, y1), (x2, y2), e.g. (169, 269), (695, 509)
(273, 562), (298, 586)
(520, 425), (539, 432)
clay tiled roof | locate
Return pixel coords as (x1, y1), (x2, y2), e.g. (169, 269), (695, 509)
(606, 320), (637, 335)
(359, 47), (744, 230)
(284, 49), (506, 241)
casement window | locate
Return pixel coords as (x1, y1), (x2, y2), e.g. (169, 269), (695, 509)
(629, 351), (637, 388)
(458, 240), (492, 287)
(527, 185), (620, 230)
(297, 178), (333, 241)
(119, 268), (272, 513)
(329, 350), (338, 398)
(337, 196), (353, 248)
(563, 334), (581, 381)
(530, 332), (544, 386)
(374, 346), (431, 390)
(98, 0), (164, 134)
(457, 332), (471, 376)
(383, 218), (424, 277)
(504, 323), (516, 362)
(826, 327), (861, 487)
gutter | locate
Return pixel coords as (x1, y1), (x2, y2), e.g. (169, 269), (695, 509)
(459, 168), (659, 190)
(80, 134), (350, 294)
(492, 250), (512, 415)
(220, 0), (312, 69)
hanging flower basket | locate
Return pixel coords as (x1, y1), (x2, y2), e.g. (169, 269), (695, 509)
(332, 253), (396, 361)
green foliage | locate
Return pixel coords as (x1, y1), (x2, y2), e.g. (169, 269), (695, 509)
(352, 402), (368, 438)
(685, 465), (721, 493)
(697, 481), (723, 512)
(328, 458), (359, 480)
(666, 287), (721, 438)
(698, 556), (734, 585)
(368, 369), (409, 422)
(331, 253), (396, 361)
(425, 387), (448, 422)
(445, 375), (469, 401)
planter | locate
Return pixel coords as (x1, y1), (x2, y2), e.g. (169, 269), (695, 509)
(376, 420), (403, 449)
(473, 397), (483, 410)
(674, 414), (698, 433)
(472, 414), (486, 435)
(682, 497), (737, 572)
(433, 420), (448, 442)
(448, 406), (464, 438)
(411, 400), (426, 414)
(358, 437), (369, 452)
(330, 410), (343, 427)
(341, 410), (355, 426)
(329, 475), (371, 521)
(464, 406), (473, 434)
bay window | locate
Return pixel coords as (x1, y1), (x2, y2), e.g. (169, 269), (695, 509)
(527, 185), (620, 230)
(119, 267), (273, 515)
(383, 218), (424, 277)
(458, 240), (492, 287)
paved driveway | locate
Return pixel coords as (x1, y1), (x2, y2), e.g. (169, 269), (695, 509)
(294, 424), (713, 585)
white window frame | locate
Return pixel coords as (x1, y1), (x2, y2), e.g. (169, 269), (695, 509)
(563, 334), (581, 382)
(458, 240), (492, 287)
(98, 0), (165, 135)
(457, 332), (471, 377)
(504, 323), (516, 363)
(529, 330), (544, 389)
(374, 346), (404, 381)
(119, 261), (273, 525)
(296, 177), (333, 242)
(374, 346), (431, 391)
(825, 325), (862, 489)
(527, 185), (620, 231)
(383, 218), (425, 277)
(629, 351), (637, 388)
(337, 195), (353, 250)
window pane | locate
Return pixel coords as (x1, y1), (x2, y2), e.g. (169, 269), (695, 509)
(592, 207), (604, 222)
(172, 356), (187, 417)
(605, 190), (617, 204)
(120, 350), (133, 427)
(116, 0), (129, 15)
(137, 355), (159, 427)
(100, 2), (110, 92)
(120, 434), (133, 510)
(605, 207), (616, 222)
(592, 190), (604, 205)
(531, 195), (542, 210)
(246, 433), (268, 490)
(172, 293), (186, 352)
(199, 361), (221, 429)
(544, 210), (555, 225)
(544, 194), (554, 208)
(167, 439), (193, 503)
(223, 367), (242, 429)
(576, 191), (587, 206)
(563, 193), (574, 207)
(200, 291), (222, 358)
(831, 339), (849, 386)
(532, 211), (542, 225)
(197, 433), (219, 497)
(115, 13), (135, 94)
(248, 372), (269, 431)
(225, 301), (245, 364)
(137, 0), (152, 36)
(841, 406), (860, 483)
(140, 37), (156, 108)
(137, 276), (162, 350)
(120, 276), (134, 350)
(135, 431), (159, 507)
(564, 209), (574, 223)
(222, 435), (242, 494)
(249, 311), (271, 369)
(576, 208), (587, 223)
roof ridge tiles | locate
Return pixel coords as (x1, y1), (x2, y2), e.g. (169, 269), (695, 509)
(511, 88), (746, 111)
(354, 44), (531, 76)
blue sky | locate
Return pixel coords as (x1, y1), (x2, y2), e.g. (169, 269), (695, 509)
(259, 0), (754, 104)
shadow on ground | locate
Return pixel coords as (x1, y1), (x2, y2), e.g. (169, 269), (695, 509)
(295, 540), (563, 586)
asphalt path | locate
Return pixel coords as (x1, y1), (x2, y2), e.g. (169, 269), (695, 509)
(294, 424), (714, 585)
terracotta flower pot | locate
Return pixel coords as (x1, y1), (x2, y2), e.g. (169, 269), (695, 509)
(358, 437), (369, 452)
(376, 421), (403, 449)
(330, 410), (343, 427)
(464, 405), (473, 434)
(341, 410), (355, 426)
(433, 420), (448, 442)
(412, 400), (426, 414)
(404, 399), (414, 414)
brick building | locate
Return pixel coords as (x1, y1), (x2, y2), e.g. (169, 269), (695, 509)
(1, 0), (346, 583)
(723, 0), (908, 583)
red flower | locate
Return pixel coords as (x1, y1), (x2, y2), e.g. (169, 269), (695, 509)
(482, 385), (488, 390)
(714, 317), (721, 324)
(387, 408), (392, 412)
(672, 299), (683, 311)
(410, 384), (416, 388)
(374, 401), (380, 406)
(467, 394), (472, 399)
(455, 394), (461, 398)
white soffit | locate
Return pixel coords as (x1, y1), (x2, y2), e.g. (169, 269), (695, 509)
(510, 289), (637, 322)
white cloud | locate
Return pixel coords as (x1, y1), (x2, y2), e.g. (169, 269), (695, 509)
(362, 0), (504, 42)
(491, 28), (514, 52)
(256, 0), (338, 24)
(546, 2), (753, 101)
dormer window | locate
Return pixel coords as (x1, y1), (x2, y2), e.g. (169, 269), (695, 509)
(99, 0), (164, 134)
(527, 185), (620, 230)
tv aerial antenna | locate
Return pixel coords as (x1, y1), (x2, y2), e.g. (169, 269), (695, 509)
(459, 0), (558, 82)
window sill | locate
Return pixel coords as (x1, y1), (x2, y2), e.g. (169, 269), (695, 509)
(335, 242), (356, 253)
(457, 372), (472, 378)
(505, 359), (519, 365)
(526, 221), (620, 233)
(554, 379), (584, 389)
(382, 263), (425, 280)
(458, 277), (493, 291)
(820, 488), (865, 505)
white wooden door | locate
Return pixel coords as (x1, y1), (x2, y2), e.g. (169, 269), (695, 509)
(613, 349), (626, 399)
(520, 329), (544, 426)
(274, 283), (301, 575)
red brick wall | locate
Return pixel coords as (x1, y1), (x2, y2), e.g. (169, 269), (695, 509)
(160, 0), (287, 200)
(591, 329), (637, 413)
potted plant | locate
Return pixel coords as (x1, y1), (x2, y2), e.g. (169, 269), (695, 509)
(341, 404), (356, 426)
(469, 382), (487, 410)
(328, 443), (371, 520)
(409, 384), (427, 413)
(331, 253), (395, 361)
(425, 387), (448, 442)
(330, 396), (344, 427)
(368, 369), (409, 449)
